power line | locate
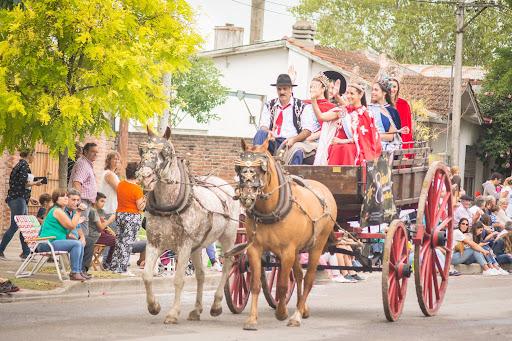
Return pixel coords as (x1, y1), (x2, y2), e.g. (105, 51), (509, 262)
(230, 0), (294, 17)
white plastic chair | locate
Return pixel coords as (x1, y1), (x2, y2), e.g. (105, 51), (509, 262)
(14, 215), (70, 281)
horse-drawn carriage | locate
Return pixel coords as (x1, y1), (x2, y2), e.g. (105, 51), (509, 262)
(225, 142), (454, 322)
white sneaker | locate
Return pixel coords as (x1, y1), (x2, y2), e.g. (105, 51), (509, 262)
(497, 268), (509, 275)
(332, 276), (357, 283)
(482, 269), (499, 276)
(211, 262), (223, 272)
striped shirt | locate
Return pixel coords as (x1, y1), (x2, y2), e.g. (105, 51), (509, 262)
(68, 156), (97, 201)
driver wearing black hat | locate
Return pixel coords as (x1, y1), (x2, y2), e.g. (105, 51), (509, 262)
(252, 73), (319, 164)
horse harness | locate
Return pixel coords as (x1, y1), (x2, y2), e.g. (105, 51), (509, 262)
(236, 152), (332, 250)
(146, 157), (232, 252)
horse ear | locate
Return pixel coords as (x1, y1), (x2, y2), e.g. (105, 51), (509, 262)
(241, 138), (248, 151)
(147, 125), (156, 137)
(163, 127), (171, 140)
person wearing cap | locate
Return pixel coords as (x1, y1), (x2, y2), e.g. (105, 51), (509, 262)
(253, 73), (319, 164)
(454, 194), (476, 227)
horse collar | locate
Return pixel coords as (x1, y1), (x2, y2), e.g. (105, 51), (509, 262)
(146, 158), (193, 216)
(246, 161), (293, 224)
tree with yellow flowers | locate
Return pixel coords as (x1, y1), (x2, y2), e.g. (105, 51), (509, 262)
(0, 0), (201, 183)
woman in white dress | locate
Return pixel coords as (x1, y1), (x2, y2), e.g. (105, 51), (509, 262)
(99, 152), (121, 219)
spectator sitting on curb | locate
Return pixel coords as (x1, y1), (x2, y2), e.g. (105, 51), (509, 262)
(471, 221), (509, 275)
(451, 218), (498, 276)
(495, 198), (511, 226)
(455, 195), (476, 227)
(469, 195), (485, 222)
(36, 193), (52, 225)
(492, 221), (512, 266)
(484, 196), (504, 232)
(83, 192), (116, 272)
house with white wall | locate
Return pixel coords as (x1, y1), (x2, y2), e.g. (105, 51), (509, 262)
(173, 21), (486, 195)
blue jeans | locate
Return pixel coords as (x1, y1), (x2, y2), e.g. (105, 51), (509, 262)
(37, 240), (84, 273)
(451, 248), (487, 267)
(253, 130), (304, 164)
(496, 254), (512, 264)
(0, 198), (30, 256)
(482, 245), (497, 265)
(206, 243), (216, 262)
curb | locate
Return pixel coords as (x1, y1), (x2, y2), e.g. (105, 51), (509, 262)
(0, 273), (222, 303)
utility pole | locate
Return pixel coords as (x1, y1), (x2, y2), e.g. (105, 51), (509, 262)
(250, 0), (265, 44)
(451, 3), (464, 167)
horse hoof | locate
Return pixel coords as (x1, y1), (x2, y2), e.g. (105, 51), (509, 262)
(187, 310), (201, 321)
(287, 319), (301, 327)
(302, 308), (310, 319)
(148, 303), (161, 316)
(275, 310), (288, 321)
(164, 316), (179, 325)
(210, 306), (223, 317)
(243, 322), (258, 331)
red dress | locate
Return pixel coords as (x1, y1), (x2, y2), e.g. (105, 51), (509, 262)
(396, 98), (413, 149)
(328, 106), (382, 165)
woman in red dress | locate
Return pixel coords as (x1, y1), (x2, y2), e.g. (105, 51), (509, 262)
(390, 78), (414, 149)
(312, 82), (382, 165)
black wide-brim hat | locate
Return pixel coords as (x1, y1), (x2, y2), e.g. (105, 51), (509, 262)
(324, 70), (347, 94)
(270, 74), (297, 87)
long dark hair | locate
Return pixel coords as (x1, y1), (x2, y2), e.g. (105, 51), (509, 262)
(472, 221), (484, 243)
(375, 81), (393, 106)
(458, 218), (469, 232)
(390, 78), (400, 103)
(349, 85), (367, 107)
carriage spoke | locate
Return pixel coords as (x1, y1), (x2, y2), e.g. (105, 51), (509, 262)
(434, 193), (451, 227)
(434, 253), (446, 281)
(431, 264), (441, 301)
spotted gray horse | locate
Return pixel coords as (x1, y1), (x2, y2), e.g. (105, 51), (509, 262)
(137, 127), (239, 324)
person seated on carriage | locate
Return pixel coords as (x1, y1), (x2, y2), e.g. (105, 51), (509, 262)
(312, 81), (382, 166)
(368, 80), (410, 152)
(277, 72), (337, 165)
(252, 73), (320, 165)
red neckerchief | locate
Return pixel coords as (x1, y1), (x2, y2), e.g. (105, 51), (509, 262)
(274, 103), (291, 135)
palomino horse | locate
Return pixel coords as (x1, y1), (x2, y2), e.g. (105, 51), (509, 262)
(137, 127), (239, 324)
(235, 138), (337, 329)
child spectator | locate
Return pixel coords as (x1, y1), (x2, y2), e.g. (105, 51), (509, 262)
(36, 193), (52, 225)
(83, 192), (116, 272)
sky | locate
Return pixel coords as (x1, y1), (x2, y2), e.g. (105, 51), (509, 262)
(187, 0), (300, 50)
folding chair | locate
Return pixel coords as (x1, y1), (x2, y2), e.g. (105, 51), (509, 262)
(14, 215), (70, 282)
(91, 244), (107, 271)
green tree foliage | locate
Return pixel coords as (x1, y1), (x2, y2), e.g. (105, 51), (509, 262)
(292, 0), (512, 66)
(0, 0), (201, 156)
(478, 48), (512, 174)
(170, 57), (228, 126)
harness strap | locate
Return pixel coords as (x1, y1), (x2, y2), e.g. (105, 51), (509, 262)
(146, 158), (193, 216)
(246, 161), (293, 224)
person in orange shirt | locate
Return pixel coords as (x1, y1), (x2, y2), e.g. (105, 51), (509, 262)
(108, 162), (146, 276)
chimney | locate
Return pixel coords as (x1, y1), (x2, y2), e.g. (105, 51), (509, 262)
(214, 23), (244, 49)
(292, 20), (316, 47)
(250, 0), (265, 44)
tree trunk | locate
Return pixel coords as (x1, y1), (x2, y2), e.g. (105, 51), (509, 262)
(58, 149), (68, 189)
(118, 118), (129, 178)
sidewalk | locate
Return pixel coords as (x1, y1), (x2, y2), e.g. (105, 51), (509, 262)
(0, 234), (222, 303)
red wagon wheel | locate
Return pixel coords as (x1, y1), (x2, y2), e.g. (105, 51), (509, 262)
(224, 232), (251, 314)
(261, 263), (296, 309)
(382, 219), (412, 322)
(414, 161), (454, 317)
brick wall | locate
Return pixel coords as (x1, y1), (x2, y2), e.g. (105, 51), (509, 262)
(127, 132), (248, 181)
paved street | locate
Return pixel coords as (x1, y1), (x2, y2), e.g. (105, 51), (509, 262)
(1, 273), (511, 341)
